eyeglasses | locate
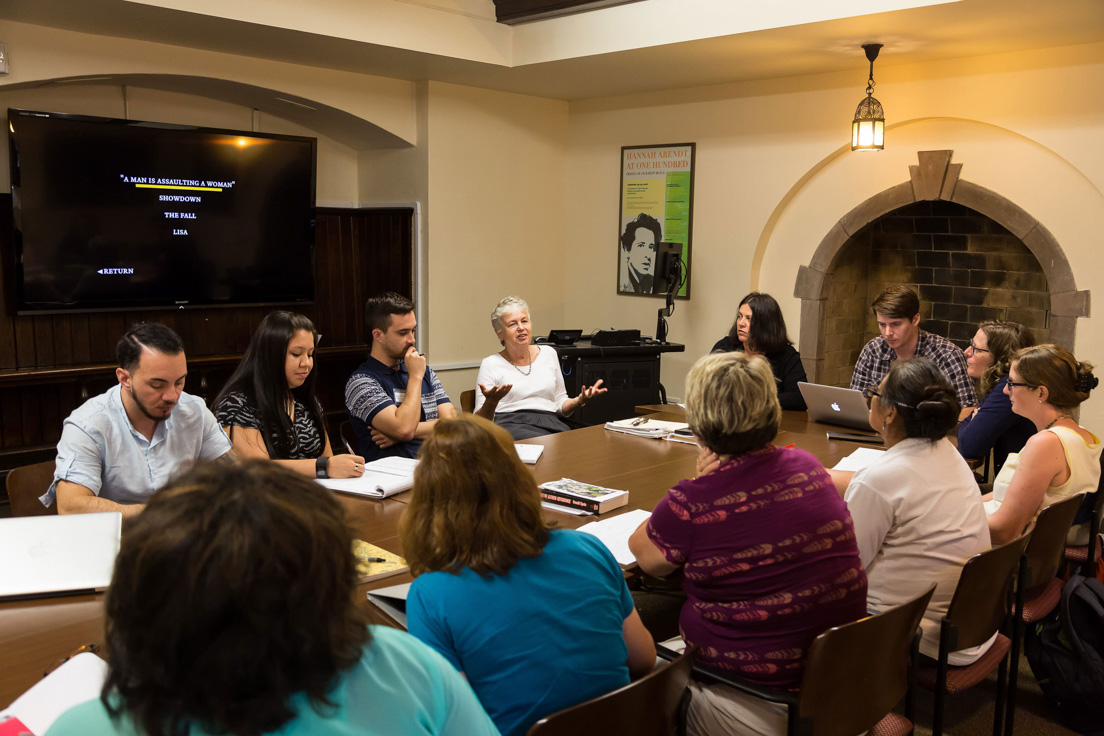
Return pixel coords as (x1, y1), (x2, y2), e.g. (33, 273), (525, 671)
(1005, 380), (1037, 390)
(862, 385), (915, 410)
(967, 341), (990, 355)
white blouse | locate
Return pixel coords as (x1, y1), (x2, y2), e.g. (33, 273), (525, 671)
(474, 345), (569, 415)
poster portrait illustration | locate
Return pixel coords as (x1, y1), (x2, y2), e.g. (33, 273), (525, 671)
(617, 143), (694, 298)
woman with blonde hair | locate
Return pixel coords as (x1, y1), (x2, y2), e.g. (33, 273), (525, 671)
(956, 320), (1036, 474)
(985, 343), (1101, 545)
(628, 352), (866, 736)
(402, 414), (654, 736)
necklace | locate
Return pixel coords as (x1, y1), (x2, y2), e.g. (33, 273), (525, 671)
(1045, 414), (1072, 429)
(506, 347), (534, 376)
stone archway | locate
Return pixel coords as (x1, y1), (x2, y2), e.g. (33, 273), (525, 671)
(793, 150), (1089, 383)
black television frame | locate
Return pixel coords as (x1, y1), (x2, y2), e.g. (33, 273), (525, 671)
(8, 108), (318, 315)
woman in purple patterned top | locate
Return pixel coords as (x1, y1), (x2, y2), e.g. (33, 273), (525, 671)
(629, 352), (867, 736)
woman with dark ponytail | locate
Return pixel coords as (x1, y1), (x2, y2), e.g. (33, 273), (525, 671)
(956, 320), (1036, 474)
(833, 357), (993, 666)
(984, 344), (1100, 545)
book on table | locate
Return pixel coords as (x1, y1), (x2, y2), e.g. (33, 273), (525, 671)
(604, 417), (690, 439)
(352, 540), (409, 583)
(539, 478), (628, 514)
(317, 456), (418, 499)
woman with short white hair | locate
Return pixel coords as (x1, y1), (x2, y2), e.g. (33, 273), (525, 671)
(475, 296), (606, 440)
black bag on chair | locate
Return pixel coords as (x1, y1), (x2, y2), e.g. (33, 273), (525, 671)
(1024, 573), (1104, 733)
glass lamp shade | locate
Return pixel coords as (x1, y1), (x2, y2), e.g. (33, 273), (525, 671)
(851, 94), (885, 151)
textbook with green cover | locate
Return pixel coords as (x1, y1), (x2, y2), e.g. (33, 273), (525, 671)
(352, 540), (408, 583)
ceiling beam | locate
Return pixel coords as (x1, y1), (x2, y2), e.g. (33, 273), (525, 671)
(493, 0), (643, 25)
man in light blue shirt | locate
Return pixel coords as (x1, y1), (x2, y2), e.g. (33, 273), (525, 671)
(42, 323), (232, 516)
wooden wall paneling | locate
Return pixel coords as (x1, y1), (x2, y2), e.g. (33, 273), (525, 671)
(32, 317), (55, 368)
(40, 385), (62, 447)
(19, 385), (41, 447)
(14, 318), (36, 369)
(1, 389), (24, 449)
(53, 315), (74, 366)
(86, 314), (113, 365)
(69, 313), (91, 364)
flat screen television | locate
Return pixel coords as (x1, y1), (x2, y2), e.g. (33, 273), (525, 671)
(8, 109), (316, 313)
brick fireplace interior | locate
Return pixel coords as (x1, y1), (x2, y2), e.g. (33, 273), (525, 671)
(821, 201), (1049, 388)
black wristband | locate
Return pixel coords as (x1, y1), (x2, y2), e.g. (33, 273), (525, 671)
(316, 456), (328, 479)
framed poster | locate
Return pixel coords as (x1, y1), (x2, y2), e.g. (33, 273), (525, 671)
(617, 143), (694, 298)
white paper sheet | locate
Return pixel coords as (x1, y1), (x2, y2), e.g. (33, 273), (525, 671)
(831, 447), (886, 472)
(0, 652), (108, 735)
(576, 508), (653, 565)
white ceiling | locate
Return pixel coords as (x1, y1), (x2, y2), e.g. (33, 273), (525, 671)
(3, 0), (1103, 100)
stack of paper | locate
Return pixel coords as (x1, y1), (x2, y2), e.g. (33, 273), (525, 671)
(604, 417), (690, 439)
(514, 443), (545, 464)
(318, 456), (418, 499)
(0, 652), (108, 735)
(577, 509), (653, 565)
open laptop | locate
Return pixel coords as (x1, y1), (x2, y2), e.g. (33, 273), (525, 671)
(0, 512), (122, 601)
(798, 382), (878, 432)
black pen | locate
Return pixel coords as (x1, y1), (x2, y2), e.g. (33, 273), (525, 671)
(361, 557), (388, 563)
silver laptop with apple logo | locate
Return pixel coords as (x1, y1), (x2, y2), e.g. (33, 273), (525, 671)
(0, 512), (121, 601)
(797, 382), (876, 431)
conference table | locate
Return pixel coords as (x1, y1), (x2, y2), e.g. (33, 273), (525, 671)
(0, 409), (882, 708)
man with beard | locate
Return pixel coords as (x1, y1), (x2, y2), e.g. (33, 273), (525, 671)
(42, 323), (232, 516)
(345, 292), (456, 462)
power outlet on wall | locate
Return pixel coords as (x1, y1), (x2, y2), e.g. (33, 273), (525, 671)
(0, 44), (8, 75)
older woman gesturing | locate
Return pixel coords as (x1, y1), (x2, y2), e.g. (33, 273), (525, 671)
(475, 296), (605, 440)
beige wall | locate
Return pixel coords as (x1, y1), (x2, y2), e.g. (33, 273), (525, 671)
(421, 81), (569, 401)
(565, 42), (1104, 428)
(5, 15), (1104, 428)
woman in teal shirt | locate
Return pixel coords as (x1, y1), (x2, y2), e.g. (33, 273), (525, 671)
(402, 415), (655, 736)
(46, 461), (497, 736)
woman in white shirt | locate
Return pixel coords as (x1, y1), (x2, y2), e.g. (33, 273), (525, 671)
(984, 344), (1100, 546)
(475, 296), (606, 440)
(832, 357), (993, 665)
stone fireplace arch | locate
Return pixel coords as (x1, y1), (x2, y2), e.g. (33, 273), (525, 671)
(793, 150), (1089, 384)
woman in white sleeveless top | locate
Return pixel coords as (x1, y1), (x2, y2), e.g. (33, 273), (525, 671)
(984, 344), (1101, 545)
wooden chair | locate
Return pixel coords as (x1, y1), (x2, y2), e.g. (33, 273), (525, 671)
(6, 460), (57, 516)
(1064, 487), (1103, 578)
(918, 531), (1032, 736)
(526, 645), (696, 736)
(460, 389), (476, 414)
(339, 420), (359, 454)
(1005, 494), (1083, 736)
(667, 586), (935, 736)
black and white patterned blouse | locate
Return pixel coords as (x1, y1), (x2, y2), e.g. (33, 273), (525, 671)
(214, 391), (324, 460)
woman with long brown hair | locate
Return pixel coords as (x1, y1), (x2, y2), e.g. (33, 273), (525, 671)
(401, 414), (654, 736)
(45, 461), (497, 736)
(956, 319), (1036, 474)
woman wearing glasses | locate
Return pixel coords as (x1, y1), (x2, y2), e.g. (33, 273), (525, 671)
(834, 357), (992, 665)
(984, 344), (1100, 545)
(956, 320), (1037, 475)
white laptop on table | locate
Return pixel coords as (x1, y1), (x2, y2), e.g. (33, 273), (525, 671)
(0, 512), (122, 601)
(797, 382), (877, 432)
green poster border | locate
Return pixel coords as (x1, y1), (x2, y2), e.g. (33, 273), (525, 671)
(617, 142), (694, 300)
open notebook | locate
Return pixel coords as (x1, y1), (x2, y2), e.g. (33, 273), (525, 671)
(318, 457), (418, 499)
